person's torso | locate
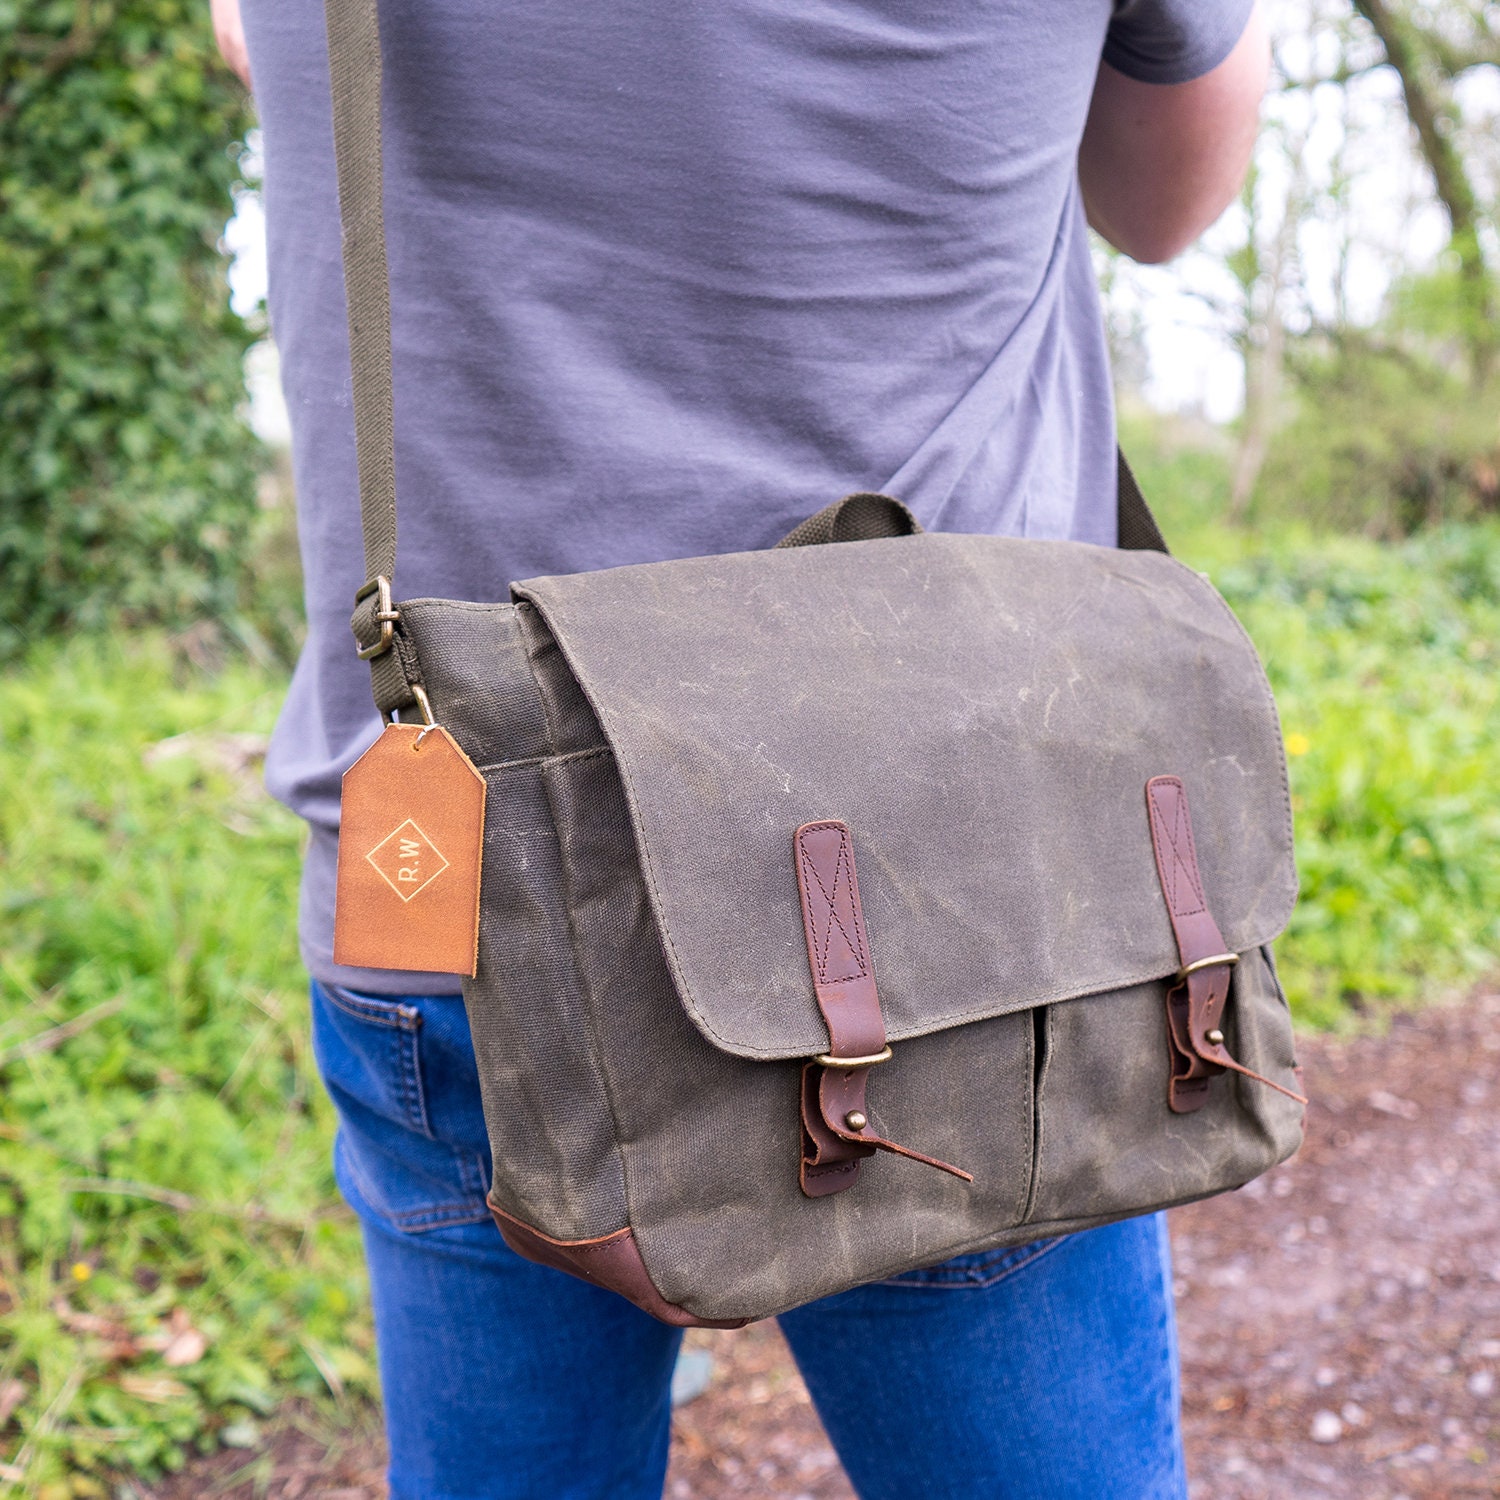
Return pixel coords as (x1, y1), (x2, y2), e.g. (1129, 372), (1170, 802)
(246, 0), (1121, 990)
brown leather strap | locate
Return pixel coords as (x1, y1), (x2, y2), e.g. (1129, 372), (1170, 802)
(793, 821), (972, 1195)
(1145, 777), (1307, 1114)
(795, 821), (887, 1056)
(797, 1062), (875, 1197)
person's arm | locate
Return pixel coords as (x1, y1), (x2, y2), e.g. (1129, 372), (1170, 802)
(212, 0), (252, 88)
(1079, 2), (1268, 264)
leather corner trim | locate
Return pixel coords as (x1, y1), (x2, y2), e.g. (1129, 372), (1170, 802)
(488, 1199), (750, 1329)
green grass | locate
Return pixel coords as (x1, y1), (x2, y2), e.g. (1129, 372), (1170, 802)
(2, 464), (1498, 1487)
(0, 641), (372, 1496)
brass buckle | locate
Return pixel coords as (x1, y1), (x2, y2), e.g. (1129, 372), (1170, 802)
(1176, 952), (1239, 981)
(813, 1045), (893, 1069)
(354, 574), (399, 660)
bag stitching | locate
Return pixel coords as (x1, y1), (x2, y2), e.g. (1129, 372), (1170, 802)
(1020, 1004), (1048, 1225)
(524, 750), (641, 1249)
(1147, 778), (1207, 918)
(797, 827), (868, 984)
(804, 1159), (860, 1181)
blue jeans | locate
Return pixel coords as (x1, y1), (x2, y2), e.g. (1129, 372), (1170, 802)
(310, 981), (1187, 1500)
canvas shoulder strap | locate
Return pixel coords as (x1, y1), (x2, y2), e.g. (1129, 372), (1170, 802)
(1116, 448), (1169, 551)
(322, 0), (1170, 706)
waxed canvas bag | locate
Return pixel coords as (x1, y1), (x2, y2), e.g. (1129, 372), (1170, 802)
(321, 0), (1305, 1327)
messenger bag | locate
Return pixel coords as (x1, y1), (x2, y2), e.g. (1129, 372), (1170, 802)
(322, 0), (1305, 1327)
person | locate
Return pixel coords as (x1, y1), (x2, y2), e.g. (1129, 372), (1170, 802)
(215, 2), (1267, 1495)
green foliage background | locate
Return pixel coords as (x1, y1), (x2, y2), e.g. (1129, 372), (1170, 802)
(1, 645), (373, 1496)
(0, 2), (1497, 1485)
(2, 436), (1498, 1487)
(0, 0), (262, 657)
(1248, 268), (1500, 537)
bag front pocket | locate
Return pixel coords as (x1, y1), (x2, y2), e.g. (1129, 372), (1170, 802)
(1024, 949), (1302, 1227)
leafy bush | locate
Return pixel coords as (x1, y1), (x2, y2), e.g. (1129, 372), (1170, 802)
(0, 0), (262, 657)
(1247, 268), (1500, 537)
(1255, 338), (1500, 536)
(1219, 526), (1500, 1026)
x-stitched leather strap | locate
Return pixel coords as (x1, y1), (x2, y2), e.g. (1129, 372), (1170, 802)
(1145, 777), (1307, 1115)
(793, 821), (972, 1197)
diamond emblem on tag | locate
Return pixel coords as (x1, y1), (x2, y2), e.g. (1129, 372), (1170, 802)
(366, 818), (449, 902)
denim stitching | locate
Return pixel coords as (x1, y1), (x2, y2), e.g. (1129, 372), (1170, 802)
(878, 1235), (1065, 1289)
(320, 983), (422, 1031)
(455, 1150), (489, 1198)
(398, 1013), (433, 1140)
(388, 1200), (494, 1231)
(336, 1134), (492, 1235)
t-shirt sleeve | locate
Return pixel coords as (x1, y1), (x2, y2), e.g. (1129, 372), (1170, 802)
(1102, 0), (1255, 85)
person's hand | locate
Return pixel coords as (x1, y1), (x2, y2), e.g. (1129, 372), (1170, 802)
(211, 0), (252, 89)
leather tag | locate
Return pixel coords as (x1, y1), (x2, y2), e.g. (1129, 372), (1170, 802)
(333, 724), (486, 975)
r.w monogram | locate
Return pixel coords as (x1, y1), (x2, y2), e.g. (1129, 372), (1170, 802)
(366, 817), (450, 901)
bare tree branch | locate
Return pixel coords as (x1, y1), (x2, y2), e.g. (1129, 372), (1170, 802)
(1278, 60), (1385, 89)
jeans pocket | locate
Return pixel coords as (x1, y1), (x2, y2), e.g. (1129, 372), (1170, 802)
(880, 1235), (1064, 1289)
(311, 981), (493, 1234)
(314, 982), (432, 1135)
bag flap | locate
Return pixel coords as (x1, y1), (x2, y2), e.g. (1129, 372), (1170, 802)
(514, 533), (1296, 1062)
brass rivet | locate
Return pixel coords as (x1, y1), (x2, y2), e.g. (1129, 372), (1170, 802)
(1206, 1028), (1225, 1046)
(844, 1111), (868, 1132)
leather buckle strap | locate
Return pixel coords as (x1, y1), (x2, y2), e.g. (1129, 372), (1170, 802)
(1177, 952), (1239, 981)
(792, 821), (971, 1197)
(348, 573), (428, 720)
(1145, 776), (1307, 1115)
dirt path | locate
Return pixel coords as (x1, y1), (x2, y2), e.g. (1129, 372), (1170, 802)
(154, 989), (1500, 1499)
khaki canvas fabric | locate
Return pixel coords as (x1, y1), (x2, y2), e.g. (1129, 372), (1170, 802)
(512, 533), (1295, 1059)
(395, 557), (1303, 1323)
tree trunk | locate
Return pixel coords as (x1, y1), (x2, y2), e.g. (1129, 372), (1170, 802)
(1353, 0), (1495, 381)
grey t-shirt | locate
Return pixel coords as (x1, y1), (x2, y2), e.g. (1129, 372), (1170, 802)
(244, 0), (1251, 995)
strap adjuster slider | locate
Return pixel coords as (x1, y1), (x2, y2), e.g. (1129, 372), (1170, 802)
(354, 574), (398, 659)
